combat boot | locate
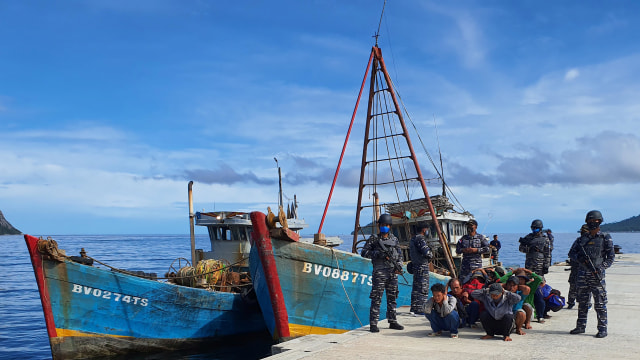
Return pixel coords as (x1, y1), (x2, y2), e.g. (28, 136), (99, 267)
(389, 322), (404, 330)
(570, 327), (585, 334)
(595, 330), (607, 338)
(369, 325), (379, 333)
(567, 302), (575, 309)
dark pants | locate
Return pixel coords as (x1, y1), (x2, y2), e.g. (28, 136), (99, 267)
(534, 287), (546, 319)
(479, 311), (514, 337)
(463, 301), (480, 326)
(369, 269), (398, 326)
(410, 264), (429, 313)
(426, 310), (460, 334)
(576, 272), (607, 332)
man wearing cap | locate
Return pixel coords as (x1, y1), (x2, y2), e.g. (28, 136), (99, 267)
(568, 210), (614, 338)
(455, 219), (490, 283)
(471, 282), (521, 341)
(519, 219), (551, 275)
(409, 222), (433, 315)
(498, 267), (544, 324)
(361, 213), (405, 332)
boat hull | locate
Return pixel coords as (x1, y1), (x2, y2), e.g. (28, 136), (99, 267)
(248, 212), (449, 341)
(25, 234), (267, 359)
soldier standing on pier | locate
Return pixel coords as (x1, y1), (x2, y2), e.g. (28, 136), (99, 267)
(409, 222), (433, 315)
(568, 210), (615, 338)
(519, 219), (551, 275)
(456, 219), (490, 283)
(361, 214), (405, 333)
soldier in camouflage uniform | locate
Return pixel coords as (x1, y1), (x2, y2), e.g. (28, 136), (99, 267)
(361, 214), (404, 332)
(567, 224), (590, 309)
(519, 219), (551, 275)
(455, 219), (490, 283)
(568, 210), (615, 338)
(545, 229), (554, 269)
(409, 222), (433, 315)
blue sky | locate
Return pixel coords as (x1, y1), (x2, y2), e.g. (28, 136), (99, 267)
(2, 1), (640, 236)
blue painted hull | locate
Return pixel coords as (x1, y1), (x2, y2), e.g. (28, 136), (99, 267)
(249, 226), (449, 340)
(25, 235), (266, 359)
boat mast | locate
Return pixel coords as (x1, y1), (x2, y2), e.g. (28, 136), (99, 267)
(274, 157), (283, 210)
(351, 46), (457, 277)
(188, 181), (196, 267)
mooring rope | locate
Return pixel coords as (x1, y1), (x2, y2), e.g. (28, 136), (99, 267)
(331, 247), (364, 327)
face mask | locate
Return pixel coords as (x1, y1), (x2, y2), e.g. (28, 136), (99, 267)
(532, 228), (541, 233)
(379, 226), (390, 234)
(587, 222), (600, 230)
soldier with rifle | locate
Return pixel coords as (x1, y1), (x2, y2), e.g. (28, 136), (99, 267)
(568, 210), (615, 338)
(361, 213), (405, 333)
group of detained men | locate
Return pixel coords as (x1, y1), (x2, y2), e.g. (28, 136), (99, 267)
(361, 210), (614, 341)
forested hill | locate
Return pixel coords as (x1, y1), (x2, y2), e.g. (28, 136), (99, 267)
(600, 214), (640, 232)
(0, 210), (21, 235)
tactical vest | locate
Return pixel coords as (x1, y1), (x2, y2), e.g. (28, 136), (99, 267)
(409, 234), (431, 266)
(577, 233), (606, 269)
(370, 234), (401, 271)
(520, 233), (548, 254)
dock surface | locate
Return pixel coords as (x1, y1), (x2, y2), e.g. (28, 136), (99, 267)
(267, 253), (640, 359)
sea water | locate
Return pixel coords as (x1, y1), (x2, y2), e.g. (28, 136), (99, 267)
(1, 232), (639, 359)
(0, 234), (273, 360)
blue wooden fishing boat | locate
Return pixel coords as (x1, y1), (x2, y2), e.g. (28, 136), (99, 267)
(248, 36), (461, 341)
(24, 180), (310, 359)
(25, 233), (268, 360)
(249, 211), (452, 340)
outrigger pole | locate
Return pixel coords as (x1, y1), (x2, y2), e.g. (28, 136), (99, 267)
(316, 50), (375, 235)
(351, 46), (457, 277)
(188, 181), (196, 267)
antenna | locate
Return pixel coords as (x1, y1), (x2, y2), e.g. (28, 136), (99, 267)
(433, 115), (445, 196)
(274, 157), (283, 210)
(373, 0), (387, 46)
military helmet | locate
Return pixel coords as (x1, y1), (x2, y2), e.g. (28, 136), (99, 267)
(377, 213), (393, 225)
(531, 219), (543, 229)
(585, 210), (603, 223)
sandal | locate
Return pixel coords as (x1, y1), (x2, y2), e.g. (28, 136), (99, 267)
(428, 331), (442, 337)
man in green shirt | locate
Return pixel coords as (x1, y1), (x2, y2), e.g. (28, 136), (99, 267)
(498, 267), (543, 322)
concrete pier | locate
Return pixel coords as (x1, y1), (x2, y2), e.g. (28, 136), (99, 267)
(267, 253), (640, 359)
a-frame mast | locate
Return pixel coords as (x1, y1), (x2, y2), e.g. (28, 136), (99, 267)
(351, 46), (457, 277)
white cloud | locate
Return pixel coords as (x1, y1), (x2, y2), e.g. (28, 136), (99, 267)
(564, 68), (580, 81)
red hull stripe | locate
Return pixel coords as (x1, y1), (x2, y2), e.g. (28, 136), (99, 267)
(24, 234), (58, 338)
(250, 212), (290, 339)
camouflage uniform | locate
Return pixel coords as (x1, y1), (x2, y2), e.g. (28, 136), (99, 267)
(568, 231), (614, 334)
(545, 231), (555, 269)
(567, 259), (579, 308)
(409, 233), (433, 314)
(519, 232), (551, 275)
(568, 225), (590, 308)
(361, 233), (403, 327)
(455, 234), (490, 282)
